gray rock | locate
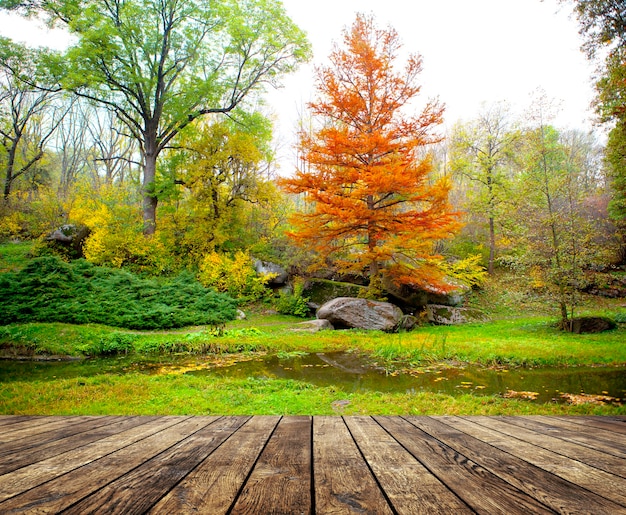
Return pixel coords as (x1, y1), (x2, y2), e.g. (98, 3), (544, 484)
(382, 275), (467, 308)
(302, 279), (366, 310)
(236, 309), (246, 320)
(426, 304), (488, 325)
(317, 297), (404, 332)
(45, 224), (91, 259)
(253, 260), (288, 286)
(292, 319), (334, 332)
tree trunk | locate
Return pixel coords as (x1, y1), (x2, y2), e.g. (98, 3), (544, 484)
(488, 216), (495, 275)
(3, 144), (17, 201)
(142, 145), (158, 236)
(142, 126), (159, 235)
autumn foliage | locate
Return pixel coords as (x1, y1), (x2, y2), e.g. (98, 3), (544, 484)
(281, 14), (461, 292)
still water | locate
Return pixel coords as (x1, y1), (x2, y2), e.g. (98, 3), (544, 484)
(1, 352), (624, 404)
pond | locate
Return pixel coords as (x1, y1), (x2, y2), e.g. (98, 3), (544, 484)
(1, 352), (624, 405)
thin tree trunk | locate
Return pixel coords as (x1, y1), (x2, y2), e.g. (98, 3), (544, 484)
(488, 216), (495, 275)
(142, 125), (159, 235)
(142, 150), (158, 235)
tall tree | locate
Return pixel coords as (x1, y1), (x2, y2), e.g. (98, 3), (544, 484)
(0, 0), (310, 234)
(563, 0), (626, 260)
(448, 102), (517, 274)
(512, 95), (608, 329)
(0, 38), (63, 200)
(281, 14), (460, 293)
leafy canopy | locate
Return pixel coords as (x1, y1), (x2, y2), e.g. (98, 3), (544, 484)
(0, 0), (311, 233)
(281, 14), (460, 292)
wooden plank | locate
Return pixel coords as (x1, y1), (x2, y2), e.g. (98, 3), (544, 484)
(314, 416), (393, 514)
(0, 416), (208, 513)
(0, 416), (121, 457)
(0, 416), (91, 443)
(0, 416), (129, 475)
(346, 416), (471, 514)
(230, 416), (312, 515)
(500, 416), (626, 458)
(468, 416), (626, 478)
(0, 416), (174, 502)
(409, 416), (625, 514)
(63, 416), (246, 514)
(563, 416), (626, 435)
(441, 416), (626, 507)
(150, 416), (280, 515)
(530, 415), (626, 444)
(377, 416), (554, 514)
(0, 416), (47, 429)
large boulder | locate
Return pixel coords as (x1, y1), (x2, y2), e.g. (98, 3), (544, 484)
(568, 316), (616, 334)
(317, 297), (404, 332)
(253, 259), (288, 286)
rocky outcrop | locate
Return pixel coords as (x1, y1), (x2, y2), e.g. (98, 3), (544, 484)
(45, 224), (91, 259)
(426, 304), (488, 325)
(303, 279), (366, 310)
(317, 297), (404, 332)
(382, 275), (468, 309)
(253, 260), (288, 286)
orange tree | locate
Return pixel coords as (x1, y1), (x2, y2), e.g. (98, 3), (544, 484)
(281, 14), (461, 294)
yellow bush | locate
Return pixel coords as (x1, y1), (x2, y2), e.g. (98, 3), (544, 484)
(198, 251), (273, 301)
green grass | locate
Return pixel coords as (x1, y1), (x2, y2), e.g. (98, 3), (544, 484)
(1, 373), (623, 416)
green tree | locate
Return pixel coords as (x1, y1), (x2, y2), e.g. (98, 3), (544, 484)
(0, 0), (310, 234)
(0, 38), (64, 201)
(448, 102), (517, 274)
(158, 113), (277, 263)
(564, 0), (626, 260)
(511, 97), (607, 329)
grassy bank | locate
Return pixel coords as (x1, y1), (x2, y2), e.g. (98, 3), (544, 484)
(2, 311), (626, 367)
(1, 372), (622, 416)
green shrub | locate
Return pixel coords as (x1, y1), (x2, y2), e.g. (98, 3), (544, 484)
(275, 278), (310, 317)
(0, 256), (237, 330)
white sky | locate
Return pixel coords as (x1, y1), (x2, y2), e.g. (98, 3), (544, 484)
(265, 0), (598, 170)
(1, 0), (598, 171)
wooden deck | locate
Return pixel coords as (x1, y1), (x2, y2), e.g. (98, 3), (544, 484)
(0, 416), (625, 513)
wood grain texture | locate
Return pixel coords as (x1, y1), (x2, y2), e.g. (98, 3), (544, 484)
(407, 415), (626, 514)
(377, 416), (555, 514)
(347, 416), (472, 514)
(441, 415), (626, 506)
(0, 416), (624, 514)
(314, 416), (393, 514)
(150, 416), (279, 515)
(231, 416), (312, 515)
(62, 416), (231, 515)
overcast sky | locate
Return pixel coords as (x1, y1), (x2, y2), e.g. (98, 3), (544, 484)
(265, 0), (598, 168)
(0, 0), (598, 171)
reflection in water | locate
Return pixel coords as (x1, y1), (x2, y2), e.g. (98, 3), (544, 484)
(1, 352), (624, 404)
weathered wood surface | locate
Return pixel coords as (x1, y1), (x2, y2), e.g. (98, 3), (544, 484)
(0, 416), (625, 514)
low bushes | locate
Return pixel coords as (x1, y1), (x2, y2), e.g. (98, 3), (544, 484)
(0, 256), (237, 330)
